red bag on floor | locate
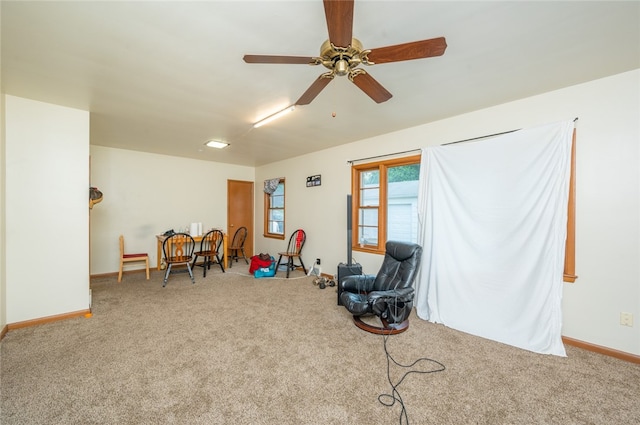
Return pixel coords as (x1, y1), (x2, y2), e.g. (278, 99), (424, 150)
(249, 254), (273, 274)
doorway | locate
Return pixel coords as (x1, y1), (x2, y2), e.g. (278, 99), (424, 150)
(227, 180), (254, 263)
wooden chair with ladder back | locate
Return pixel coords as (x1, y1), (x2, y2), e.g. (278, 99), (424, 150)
(118, 235), (150, 283)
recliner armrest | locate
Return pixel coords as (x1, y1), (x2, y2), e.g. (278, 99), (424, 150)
(367, 287), (415, 303)
(341, 274), (376, 293)
(368, 287), (415, 324)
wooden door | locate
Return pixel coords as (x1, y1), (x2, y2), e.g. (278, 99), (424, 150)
(227, 180), (254, 260)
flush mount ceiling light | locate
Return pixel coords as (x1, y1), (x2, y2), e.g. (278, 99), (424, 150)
(253, 105), (296, 128)
(205, 140), (229, 149)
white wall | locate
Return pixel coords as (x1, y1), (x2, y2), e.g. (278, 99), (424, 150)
(1, 93), (6, 331)
(5, 95), (90, 324)
(255, 70), (640, 355)
(1, 2), (6, 329)
(89, 146), (254, 274)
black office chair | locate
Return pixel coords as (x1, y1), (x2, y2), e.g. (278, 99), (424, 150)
(162, 233), (196, 287)
(339, 241), (422, 334)
(191, 229), (225, 277)
(275, 229), (307, 278)
(228, 226), (248, 267)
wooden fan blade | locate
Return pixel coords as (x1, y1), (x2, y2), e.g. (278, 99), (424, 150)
(323, 0), (354, 48)
(366, 37), (447, 64)
(243, 55), (316, 64)
(351, 72), (392, 104)
(295, 76), (333, 105)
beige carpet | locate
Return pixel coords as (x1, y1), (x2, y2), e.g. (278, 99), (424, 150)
(1, 268), (639, 425)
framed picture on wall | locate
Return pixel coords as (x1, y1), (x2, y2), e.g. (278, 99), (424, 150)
(306, 175), (321, 187)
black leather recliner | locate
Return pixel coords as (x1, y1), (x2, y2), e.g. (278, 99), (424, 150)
(339, 241), (423, 334)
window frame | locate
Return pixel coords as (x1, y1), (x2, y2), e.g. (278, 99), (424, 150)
(263, 178), (285, 240)
(564, 129), (577, 283)
(351, 155), (421, 255)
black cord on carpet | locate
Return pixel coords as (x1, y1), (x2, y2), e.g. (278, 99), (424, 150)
(377, 328), (446, 425)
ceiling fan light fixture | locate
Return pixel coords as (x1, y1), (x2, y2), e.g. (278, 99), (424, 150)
(205, 140), (229, 149)
(243, 2), (447, 106)
(253, 105), (296, 128)
(334, 58), (349, 76)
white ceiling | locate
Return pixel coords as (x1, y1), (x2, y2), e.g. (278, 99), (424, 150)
(2, 1), (639, 167)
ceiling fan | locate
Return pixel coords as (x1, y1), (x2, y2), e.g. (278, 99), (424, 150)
(243, 0), (447, 105)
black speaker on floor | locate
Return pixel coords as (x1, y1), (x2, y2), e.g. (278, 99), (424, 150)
(337, 262), (362, 305)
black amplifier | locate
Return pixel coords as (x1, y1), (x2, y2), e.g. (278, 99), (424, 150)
(336, 262), (363, 305)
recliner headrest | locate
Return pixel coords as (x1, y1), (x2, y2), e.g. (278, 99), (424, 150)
(385, 241), (422, 262)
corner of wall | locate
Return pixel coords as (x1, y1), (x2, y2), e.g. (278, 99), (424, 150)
(0, 92), (6, 332)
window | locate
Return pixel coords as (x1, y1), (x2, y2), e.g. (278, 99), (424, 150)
(351, 155), (421, 254)
(264, 178), (285, 239)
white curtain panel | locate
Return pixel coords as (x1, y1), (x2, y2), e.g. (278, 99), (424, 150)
(415, 120), (574, 356)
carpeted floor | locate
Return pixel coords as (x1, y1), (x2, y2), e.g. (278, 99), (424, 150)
(1, 268), (639, 425)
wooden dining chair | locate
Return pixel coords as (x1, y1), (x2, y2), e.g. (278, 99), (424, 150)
(275, 229), (307, 278)
(118, 235), (150, 283)
(228, 226), (249, 267)
(162, 233), (196, 287)
(192, 229), (225, 277)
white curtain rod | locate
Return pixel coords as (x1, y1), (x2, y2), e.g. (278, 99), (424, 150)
(346, 118), (579, 164)
(443, 117), (579, 146)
